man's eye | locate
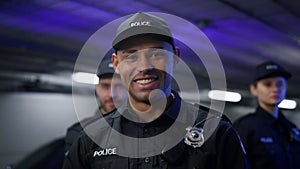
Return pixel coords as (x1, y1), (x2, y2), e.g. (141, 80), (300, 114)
(125, 54), (138, 61)
(151, 50), (167, 58)
(100, 84), (110, 89)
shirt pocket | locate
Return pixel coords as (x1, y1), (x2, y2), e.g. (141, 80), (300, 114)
(256, 137), (277, 153)
(90, 155), (128, 169)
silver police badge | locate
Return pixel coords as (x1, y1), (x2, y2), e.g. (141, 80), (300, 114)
(184, 126), (204, 148)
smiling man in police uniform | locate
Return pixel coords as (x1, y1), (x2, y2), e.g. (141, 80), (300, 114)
(62, 12), (250, 169)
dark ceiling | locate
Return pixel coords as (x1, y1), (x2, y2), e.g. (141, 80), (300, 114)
(0, 0), (300, 105)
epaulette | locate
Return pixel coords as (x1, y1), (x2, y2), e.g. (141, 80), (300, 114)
(193, 103), (232, 125)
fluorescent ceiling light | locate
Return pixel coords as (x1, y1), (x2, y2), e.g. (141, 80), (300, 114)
(278, 99), (297, 109)
(208, 90), (241, 102)
(72, 72), (98, 84)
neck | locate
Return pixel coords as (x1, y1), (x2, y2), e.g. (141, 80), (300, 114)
(260, 103), (279, 118)
(100, 108), (109, 116)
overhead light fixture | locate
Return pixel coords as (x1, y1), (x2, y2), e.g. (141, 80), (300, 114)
(72, 72), (98, 85)
(208, 90), (241, 102)
(279, 99), (297, 109)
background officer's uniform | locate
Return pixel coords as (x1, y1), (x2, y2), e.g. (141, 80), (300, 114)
(64, 55), (115, 154)
(234, 61), (300, 169)
(234, 106), (300, 169)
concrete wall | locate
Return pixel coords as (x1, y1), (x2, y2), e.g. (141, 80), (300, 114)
(0, 92), (95, 168)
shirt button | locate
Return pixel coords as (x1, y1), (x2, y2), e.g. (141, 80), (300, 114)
(144, 157), (150, 163)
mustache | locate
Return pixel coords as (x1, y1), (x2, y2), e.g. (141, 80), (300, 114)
(132, 68), (169, 80)
(104, 98), (114, 103)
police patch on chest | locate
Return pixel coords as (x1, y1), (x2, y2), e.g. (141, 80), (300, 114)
(93, 148), (117, 157)
(184, 126), (204, 148)
(260, 137), (273, 143)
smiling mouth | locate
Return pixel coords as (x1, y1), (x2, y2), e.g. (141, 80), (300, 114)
(135, 78), (156, 85)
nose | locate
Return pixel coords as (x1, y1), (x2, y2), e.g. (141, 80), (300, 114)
(106, 85), (112, 97)
(137, 54), (154, 73)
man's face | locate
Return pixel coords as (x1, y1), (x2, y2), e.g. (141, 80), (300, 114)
(95, 76), (126, 115)
(113, 36), (176, 105)
(251, 76), (287, 108)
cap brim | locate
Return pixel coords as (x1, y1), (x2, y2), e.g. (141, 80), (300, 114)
(97, 73), (114, 79)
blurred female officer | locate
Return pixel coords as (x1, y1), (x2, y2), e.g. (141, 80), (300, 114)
(234, 61), (300, 169)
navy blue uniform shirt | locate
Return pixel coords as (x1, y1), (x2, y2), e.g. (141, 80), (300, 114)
(234, 106), (300, 169)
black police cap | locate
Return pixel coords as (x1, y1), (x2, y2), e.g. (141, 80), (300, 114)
(97, 51), (114, 79)
(253, 61), (291, 83)
(112, 12), (175, 51)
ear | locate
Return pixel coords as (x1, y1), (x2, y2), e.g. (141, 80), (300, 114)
(173, 46), (180, 64)
(250, 84), (257, 97)
(112, 53), (119, 74)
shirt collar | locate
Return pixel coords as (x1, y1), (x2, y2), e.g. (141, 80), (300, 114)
(111, 91), (181, 121)
(256, 106), (285, 122)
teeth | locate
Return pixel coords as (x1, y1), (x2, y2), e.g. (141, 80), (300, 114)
(136, 79), (154, 84)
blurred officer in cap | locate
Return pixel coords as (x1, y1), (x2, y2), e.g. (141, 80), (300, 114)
(63, 12), (250, 169)
(95, 51), (127, 112)
(64, 50), (127, 154)
(234, 61), (300, 169)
